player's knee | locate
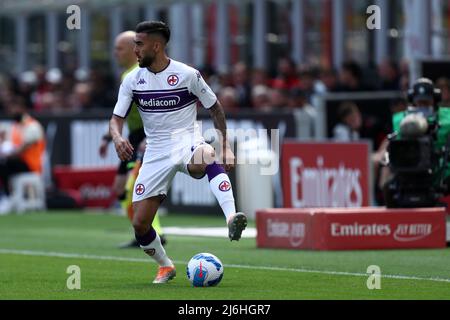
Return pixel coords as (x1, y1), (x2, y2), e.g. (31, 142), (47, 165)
(197, 145), (215, 169)
(190, 145), (215, 172)
(202, 145), (216, 165)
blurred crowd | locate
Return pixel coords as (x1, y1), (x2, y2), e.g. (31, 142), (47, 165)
(0, 65), (117, 115)
(2, 56), (450, 157)
(209, 57), (413, 114)
(3, 57), (450, 116)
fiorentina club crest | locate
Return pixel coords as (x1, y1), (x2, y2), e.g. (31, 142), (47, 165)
(135, 183), (145, 195)
(167, 74), (179, 86)
(218, 180), (231, 192)
(144, 248), (155, 256)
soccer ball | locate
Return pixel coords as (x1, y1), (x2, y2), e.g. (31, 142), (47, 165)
(186, 253), (224, 287)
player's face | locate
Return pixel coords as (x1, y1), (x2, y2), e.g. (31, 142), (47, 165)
(134, 33), (157, 68)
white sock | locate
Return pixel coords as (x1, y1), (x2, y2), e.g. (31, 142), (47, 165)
(140, 234), (173, 267)
(209, 173), (236, 222)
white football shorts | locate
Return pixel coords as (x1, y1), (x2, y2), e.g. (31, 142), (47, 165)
(132, 138), (207, 202)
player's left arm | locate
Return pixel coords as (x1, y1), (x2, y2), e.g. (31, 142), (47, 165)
(208, 101), (235, 171)
(190, 68), (235, 171)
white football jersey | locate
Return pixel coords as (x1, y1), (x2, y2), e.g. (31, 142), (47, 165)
(113, 59), (217, 154)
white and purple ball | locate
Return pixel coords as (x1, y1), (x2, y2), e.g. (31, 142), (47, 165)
(186, 253), (224, 287)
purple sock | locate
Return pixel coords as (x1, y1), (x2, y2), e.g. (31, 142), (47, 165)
(135, 227), (156, 246)
(205, 162), (226, 182)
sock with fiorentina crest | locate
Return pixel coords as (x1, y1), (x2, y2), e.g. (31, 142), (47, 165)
(205, 162), (236, 223)
(135, 227), (172, 267)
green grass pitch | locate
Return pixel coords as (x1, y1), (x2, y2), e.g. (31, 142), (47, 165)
(0, 211), (449, 300)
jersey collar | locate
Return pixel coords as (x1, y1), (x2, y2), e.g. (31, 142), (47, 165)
(147, 58), (171, 75)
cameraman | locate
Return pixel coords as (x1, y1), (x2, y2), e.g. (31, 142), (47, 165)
(382, 77), (450, 207)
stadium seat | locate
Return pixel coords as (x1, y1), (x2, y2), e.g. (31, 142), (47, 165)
(10, 172), (46, 213)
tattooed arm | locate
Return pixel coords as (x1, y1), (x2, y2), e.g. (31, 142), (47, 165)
(208, 101), (235, 171)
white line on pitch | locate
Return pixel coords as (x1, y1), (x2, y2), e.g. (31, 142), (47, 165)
(1, 248), (450, 284)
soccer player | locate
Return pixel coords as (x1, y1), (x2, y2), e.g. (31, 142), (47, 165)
(100, 31), (166, 248)
(109, 21), (247, 284)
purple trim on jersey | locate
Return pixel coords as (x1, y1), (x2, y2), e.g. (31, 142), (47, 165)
(205, 162), (226, 182)
(124, 100), (134, 118)
(147, 59), (171, 75)
(132, 86), (188, 93)
(133, 87), (198, 113)
(113, 113), (126, 119)
(113, 100), (133, 118)
(203, 98), (218, 109)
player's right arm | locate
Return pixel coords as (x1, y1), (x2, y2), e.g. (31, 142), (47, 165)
(109, 74), (135, 161)
(110, 115), (134, 161)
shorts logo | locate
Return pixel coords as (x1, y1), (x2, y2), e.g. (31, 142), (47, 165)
(167, 74), (179, 86)
(144, 248), (155, 256)
(135, 183), (145, 195)
(218, 180), (231, 192)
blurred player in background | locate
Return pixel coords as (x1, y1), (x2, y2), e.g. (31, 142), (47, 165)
(109, 21), (247, 284)
(99, 31), (166, 248)
(0, 100), (46, 213)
